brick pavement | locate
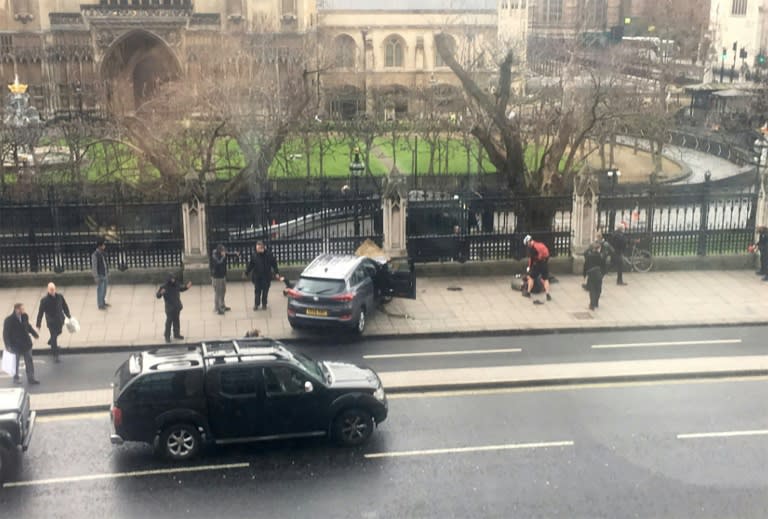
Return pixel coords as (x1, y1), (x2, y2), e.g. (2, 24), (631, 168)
(0, 269), (766, 350)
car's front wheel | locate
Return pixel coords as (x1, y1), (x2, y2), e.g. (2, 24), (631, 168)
(353, 307), (367, 335)
(158, 424), (201, 461)
(333, 408), (374, 447)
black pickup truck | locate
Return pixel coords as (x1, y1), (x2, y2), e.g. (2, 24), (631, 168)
(110, 338), (387, 460)
(0, 387), (36, 483)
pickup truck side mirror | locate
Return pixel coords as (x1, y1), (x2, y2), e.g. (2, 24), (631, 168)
(304, 381), (314, 393)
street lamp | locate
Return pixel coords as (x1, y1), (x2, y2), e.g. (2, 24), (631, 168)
(349, 146), (365, 235)
(607, 168), (621, 229)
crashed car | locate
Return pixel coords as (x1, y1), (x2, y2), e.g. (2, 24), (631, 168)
(286, 252), (415, 334)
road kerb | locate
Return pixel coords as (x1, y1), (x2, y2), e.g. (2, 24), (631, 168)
(30, 355), (768, 415)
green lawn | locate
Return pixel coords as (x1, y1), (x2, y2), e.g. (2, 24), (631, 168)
(372, 136), (497, 175)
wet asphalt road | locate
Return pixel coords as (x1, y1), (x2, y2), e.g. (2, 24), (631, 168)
(3, 324), (766, 394)
(2, 377), (768, 518)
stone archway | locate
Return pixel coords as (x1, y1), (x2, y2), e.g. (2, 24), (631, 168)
(100, 30), (183, 113)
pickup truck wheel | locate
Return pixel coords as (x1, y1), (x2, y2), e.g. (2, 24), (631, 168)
(0, 445), (17, 483)
(159, 424), (200, 461)
(333, 409), (373, 447)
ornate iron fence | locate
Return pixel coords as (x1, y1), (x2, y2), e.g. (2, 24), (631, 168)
(406, 192), (573, 263)
(598, 186), (757, 256)
(0, 193), (183, 273)
(206, 192), (384, 266)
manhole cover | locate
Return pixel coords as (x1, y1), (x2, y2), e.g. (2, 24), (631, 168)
(571, 312), (594, 320)
(447, 286), (463, 291)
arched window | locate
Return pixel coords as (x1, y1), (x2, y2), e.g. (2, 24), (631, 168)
(385, 37), (404, 67)
(334, 35), (357, 68)
(435, 35), (456, 68)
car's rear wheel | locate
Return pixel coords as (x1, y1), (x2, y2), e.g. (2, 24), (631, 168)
(333, 408), (374, 447)
(159, 424), (201, 461)
(353, 307), (366, 335)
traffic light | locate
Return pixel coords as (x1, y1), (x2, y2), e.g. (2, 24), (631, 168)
(740, 47), (748, 59)
(732, 41), (738, 52)
(722, 47), (727, 58)
(758, 53), (767, 67)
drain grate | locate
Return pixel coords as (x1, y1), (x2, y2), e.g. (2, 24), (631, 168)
(571, 312), (594, 320)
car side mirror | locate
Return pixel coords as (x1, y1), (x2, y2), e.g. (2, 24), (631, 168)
(304, 381), (314, 393)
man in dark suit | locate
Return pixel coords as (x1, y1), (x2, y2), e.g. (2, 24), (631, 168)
(36, 282), (71, 363)
(3, 303), (40, 385)
(245, 241), (280, 310)
(156, 274), (192, 343)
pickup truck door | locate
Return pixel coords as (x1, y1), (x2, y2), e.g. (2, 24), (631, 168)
(206, 366), (265, 440)
(261, 366), (325, 437)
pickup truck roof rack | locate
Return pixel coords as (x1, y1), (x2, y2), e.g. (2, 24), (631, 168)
(200, 338), (290, 365)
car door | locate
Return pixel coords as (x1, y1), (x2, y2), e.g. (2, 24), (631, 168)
(384, 259), (417, 300)
(206, 366), (265, 440)
(261, 365), (325, 437)
(353, 263), (376, 312)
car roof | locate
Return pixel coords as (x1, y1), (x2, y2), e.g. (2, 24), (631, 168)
(140, 338), (293, 373)
(301, 253), (367, 280)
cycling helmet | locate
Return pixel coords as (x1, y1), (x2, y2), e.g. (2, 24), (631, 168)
(523, 235), (532, 246)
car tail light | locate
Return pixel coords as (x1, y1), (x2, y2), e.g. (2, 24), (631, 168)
(111, 406), (122, 428)
(331, 292), (355, 302)
(286, 288), (301, 299)
(339, 314), (352, 321)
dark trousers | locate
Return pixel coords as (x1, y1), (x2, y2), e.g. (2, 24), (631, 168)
(614, 254), (624, 283)
(253, 279), (271, 308)
(760, 249), (768, 274)
(47, 322), (63, 356)
(14, 349), (34, 380)
(164, 309), (181, 339)
(587, 276), (603, 309)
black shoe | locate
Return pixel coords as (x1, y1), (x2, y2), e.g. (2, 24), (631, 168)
(104, 303), (111, 307)
(253, 305), (259, 311)
(522, 291), (530, 298)
(13, 376), (21, 384)
(617, 281), (628, 286)
(589, 305), (595, 310)
(98, 306), (107, 311)
(174, 335), (185, 340)
(262, 305), (268, 310)
(533, 300), (545, 305)
(546, 294), (552, 301)
(224, 307), (231, 312)
(28, 379), (40, 385)
(54, 353), (60, 363)
(164, 337), (171, 343)
(217, 310), (225, 315)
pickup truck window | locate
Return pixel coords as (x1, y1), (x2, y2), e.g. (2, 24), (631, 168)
(263, 367), (305, 396)
(219, 368), (260, 396)
(123, 371), (201, 402)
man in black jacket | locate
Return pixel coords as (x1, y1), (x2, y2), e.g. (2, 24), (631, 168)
(35, 282), (71, 363)
(608, 224), (628, 286)
(3, 303), (40, 384)
(245, 241), (280, 310)
(156, 274), (192, 343)
(210, 244), (240, 315)
(756, 226), (768, 280)
(583, 241), (607, 311)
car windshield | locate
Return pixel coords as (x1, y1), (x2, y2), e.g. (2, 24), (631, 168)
(296, 277), (345, 295)
(292, 351), (325, 381)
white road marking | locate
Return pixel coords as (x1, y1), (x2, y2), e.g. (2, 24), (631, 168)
(592, 339), (742, 349)
(677, 429), (768, 440)
(364, 440), (574, 459)
(364, 348), (522, 359)
(2, 462), (251, 488)
(388, 375), (768, 400)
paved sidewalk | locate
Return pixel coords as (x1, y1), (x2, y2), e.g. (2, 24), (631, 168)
(0, 269), (766, 350)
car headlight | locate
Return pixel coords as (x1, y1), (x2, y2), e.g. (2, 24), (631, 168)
(373, 386), (385, 401)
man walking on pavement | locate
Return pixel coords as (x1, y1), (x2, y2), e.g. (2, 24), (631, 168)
(156, 274), (192, 343)
(245, 240), (280, 310)
(35, 282), (71, 363)
(755, 226), (768, 281)
(522, 235), (552, 304)
(211, 244), (240, 315)
(583, 241), (607, 311)
(3, 303), (40, 385)
(91, 239), (110, 310)
(608, 224), (628, 286)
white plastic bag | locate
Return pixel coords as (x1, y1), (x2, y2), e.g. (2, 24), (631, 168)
(2, 351), (17, 376)
(65, 316), (80, 334)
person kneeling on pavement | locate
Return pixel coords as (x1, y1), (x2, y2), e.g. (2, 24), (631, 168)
(583, 241), (607, 311)
(522, 235), (552, 304)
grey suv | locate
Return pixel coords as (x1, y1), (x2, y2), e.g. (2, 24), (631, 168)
(286, 254), (415, 334)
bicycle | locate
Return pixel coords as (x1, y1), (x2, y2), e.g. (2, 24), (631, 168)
(621, 238), (653, 273)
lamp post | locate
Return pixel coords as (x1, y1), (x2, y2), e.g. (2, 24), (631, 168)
(607, 168), (621, 229)
(349, 147), (365, 235)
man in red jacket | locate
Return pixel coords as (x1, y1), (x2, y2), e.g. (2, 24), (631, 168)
(523, 235), (552, 304)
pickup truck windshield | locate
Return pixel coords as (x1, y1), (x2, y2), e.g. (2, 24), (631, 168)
(293, 352), (325, 381)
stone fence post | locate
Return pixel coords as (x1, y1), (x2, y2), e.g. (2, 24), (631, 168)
(756, 174), (768, 239)
(571, 174), (600, 274)
(381, 172), (408, 258)
(181, 198), (210, 282)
